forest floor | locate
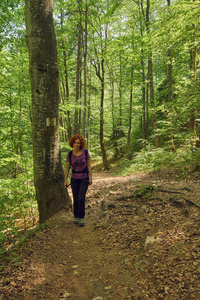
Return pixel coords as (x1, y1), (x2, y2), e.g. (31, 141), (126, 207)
(1, 169), (200, 300)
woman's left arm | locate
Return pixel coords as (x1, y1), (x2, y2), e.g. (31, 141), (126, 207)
(87, 159), (93, 185)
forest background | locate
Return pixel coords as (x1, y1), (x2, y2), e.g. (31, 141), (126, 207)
(0, 0), (200, 263)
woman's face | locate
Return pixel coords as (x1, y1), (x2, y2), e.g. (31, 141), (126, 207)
(73, 139), (81, 150)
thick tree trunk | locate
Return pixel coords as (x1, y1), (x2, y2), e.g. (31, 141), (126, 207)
(25, 0), (71, 224)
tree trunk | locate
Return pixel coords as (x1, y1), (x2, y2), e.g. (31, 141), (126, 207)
(146, 0), (159, 148)
(148, 55), (160, 148)
(139, 0), (148, 141)
(99, 59), (110, 169)
(86, 64), (92, 151)
(108, 64), (118, 157)
(9, 93), (17, 178)
(74, 0), (82, 134)
(92, 23), (109, 169)
(167, 47), (175, 150)
(127, 65), (133, 155)
(141, 48), (147, 140)
(189, 0), (197, 133)
(119, 54), (123, 155)
(167, 0), (175, 151)
(93, 56), (110, 169)
(25, 0), (71, 224)
(189, 45), (196, 132)
(110, 69), (118, 156)
(61, 11), (72, 140)
(82, 0), (88, 139)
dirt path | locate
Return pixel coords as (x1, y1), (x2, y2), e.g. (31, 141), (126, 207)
(1, 171), (200, 299)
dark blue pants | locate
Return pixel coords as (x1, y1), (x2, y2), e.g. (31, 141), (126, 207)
(71, 177), (89, 219)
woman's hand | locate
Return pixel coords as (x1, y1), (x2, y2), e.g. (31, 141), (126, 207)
(64, 180), (68, 188)
(64, 161), (70, 188)
(87, 159), (92, 186)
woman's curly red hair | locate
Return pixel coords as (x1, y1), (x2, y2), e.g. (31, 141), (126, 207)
(69, 134), (85, 149)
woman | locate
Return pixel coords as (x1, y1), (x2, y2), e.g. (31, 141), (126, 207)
(64, 134), (92, 227)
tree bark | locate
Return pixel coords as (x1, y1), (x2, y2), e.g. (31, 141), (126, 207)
(141, 48), (147, 140)
(82, 0), (88, 139)
(167, 0), (175, 151)
(146, 0), (159, 148)
(189, 0), (197, 133)
(25, 0), (71, 224)
(61, 10), (72, 140)
(74, 0), (82, 134)
(100, 59), (110, 169)
(148, 55), (160, 148)
(139, 0), (148, 141)
(109, 67), (118, 156)
(92, 23), (110, 170)
(127, 65), (133, 155)
(119, 54), (123, 155)
(93, 56), (110, 169)
(167, 47), (175, 150)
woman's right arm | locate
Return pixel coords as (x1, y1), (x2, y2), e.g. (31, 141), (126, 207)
(64, 161), (70, 188)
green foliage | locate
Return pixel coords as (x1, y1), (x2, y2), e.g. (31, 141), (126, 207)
(111, 145), (200, 177)
(0, 165), (38, 258)
(190, 149), (200, 171)
(134, 185), (154, 200)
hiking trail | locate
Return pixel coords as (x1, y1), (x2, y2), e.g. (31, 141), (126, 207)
(1, 170), (200, 299)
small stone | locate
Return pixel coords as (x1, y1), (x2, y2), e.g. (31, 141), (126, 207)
(145, 236), (160, 247)
(63, 292), (70, 298)
(72, 265), (78, 269)
(73, 271), (79, 276)
(104, 286), (112, 290)
(92, 297), (104, 300)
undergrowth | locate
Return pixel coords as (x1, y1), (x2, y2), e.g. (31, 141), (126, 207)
(110, 147), (200, 177)
(0, 168), (38, 265)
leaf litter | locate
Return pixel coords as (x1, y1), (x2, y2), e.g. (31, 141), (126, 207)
(1, 170), (200, 299)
